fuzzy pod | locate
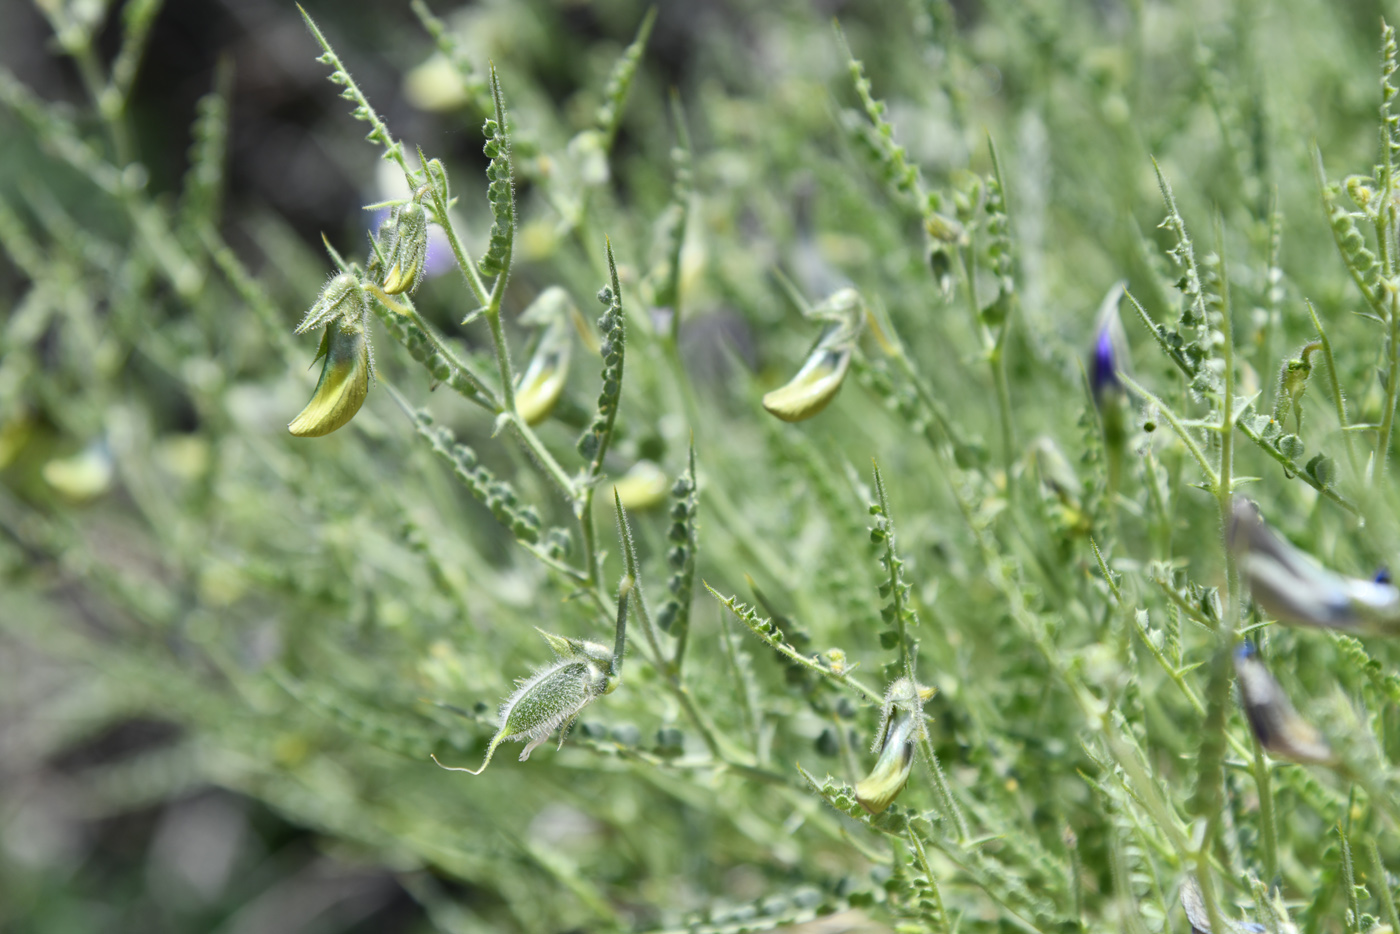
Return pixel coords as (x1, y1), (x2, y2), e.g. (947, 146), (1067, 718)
(288, 317), (371, 437)
(380, 200), (429, 296)
(434, 629), (617, 776)
(1234, 643), (1334, 765)
(1230, 499), (1400, 633)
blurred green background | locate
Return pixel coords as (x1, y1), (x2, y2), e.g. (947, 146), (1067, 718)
(5, 0), (1400, 931)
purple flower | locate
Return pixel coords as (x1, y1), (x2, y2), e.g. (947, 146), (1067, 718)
(1089, 281), (1127, 401)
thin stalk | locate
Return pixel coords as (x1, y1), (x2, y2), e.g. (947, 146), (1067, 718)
(1249, 735), (1280, 885)
(424, 161), (491, 309)
(1369, 838), (1400, 933)
(578, 488), (601, 590)
(369, 286), (499, 407)
(1306, 299), (1360, 474)
(1119, 373), (1220, 487)
(504, 413), (577, 500)
(1379, 284), (1400, 482)
(1192, 219), (1241, 934)
(904, 823), (950, 932)
(486, 306), (517, 415)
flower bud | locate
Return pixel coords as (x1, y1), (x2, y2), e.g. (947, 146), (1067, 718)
(1229, 498), (1400, 633)
(1089, 281), (1128, 403)
(762, 288), (865, 423)
(854, 677), (934, 814)
(1234, 642), (1334, 765)
(288, 317), (371, 437)
(380, 200), (430, 295)
(296, 272), (367, 336)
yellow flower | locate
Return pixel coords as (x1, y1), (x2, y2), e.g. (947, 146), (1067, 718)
(855, 677), (935, 814)
(515, 287), (576, 425)
(762, 288), (864, 423)
(288, 318), (371, 437)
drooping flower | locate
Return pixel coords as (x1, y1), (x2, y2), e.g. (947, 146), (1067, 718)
(762, 288), (864, 423)
(1229, 498), (1400, 634)
(1179, 876), (1270, 934)
(290, 273), (373, 437)
(1089, 281), (1128, 402)
(514, 287), (576, 426)
(1233, 642), (1334, 765)
(854, 677), (934, 814)
(288, 315), (372, 438)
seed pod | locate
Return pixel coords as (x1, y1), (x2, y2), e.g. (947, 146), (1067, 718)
(434, 602), (626, 776)
(1234, 643), (1334, 765)
(854, 677), (934, 814)
(380, 200), (429, 296)
(1229, 498), (1400, 633)
(515, 287), (576, 425)
(288, 317), (371, 437)
(763, 288), (865, 423)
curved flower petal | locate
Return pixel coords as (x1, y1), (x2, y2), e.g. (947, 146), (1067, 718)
(1229, 499), (1400, 633)
(1234, 643), (1334, 765)
(288, 321), (371, 437)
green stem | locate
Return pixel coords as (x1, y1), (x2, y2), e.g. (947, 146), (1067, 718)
(1369, 837), (1400, 933)
(904, 822), (950, 932)
(1379, 284), (1400, 482)
(1249, 735), (1280, 884)
(1118, 373), (1219, 487)
(1306, 299), (1360, 475)
(486, 306), (517, 415)
(424, 161), (491, 310)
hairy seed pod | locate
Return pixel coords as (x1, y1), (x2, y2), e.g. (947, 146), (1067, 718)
(1234, 643), (1334, 765)
(288, 317), (371, 437)
(1229, 498), (1400, 633)
(763, 288), (865, 422)
(434, 601), (626, 776)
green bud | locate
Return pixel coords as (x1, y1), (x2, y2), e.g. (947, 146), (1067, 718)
(296, 272), (368, 336)
(380, 200), (429, 295)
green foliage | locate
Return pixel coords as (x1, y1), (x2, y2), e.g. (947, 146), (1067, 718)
(13, 2), (1400, 933)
